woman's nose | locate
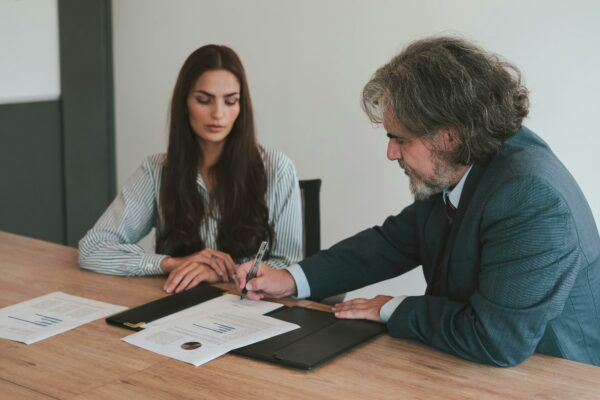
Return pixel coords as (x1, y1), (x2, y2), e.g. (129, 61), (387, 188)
(211, 102), (224, 119)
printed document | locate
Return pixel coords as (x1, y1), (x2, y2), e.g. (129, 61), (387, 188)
(144, 293), (284, 328)
(123, 296), (298, 366)
(0, 291), (126, 344)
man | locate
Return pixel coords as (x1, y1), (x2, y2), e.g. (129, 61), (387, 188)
(236, 36), (600, 367)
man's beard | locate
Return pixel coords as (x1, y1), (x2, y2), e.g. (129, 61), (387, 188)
(401, 155), (457, 201)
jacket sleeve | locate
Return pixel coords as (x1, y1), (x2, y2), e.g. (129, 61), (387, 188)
(301, 203), (422, 300)
(389, 176), (583, 366)
(78, 157), (166, 276)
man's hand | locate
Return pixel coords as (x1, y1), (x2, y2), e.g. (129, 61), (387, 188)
(161, 248), (236, 283)
(331, 295), (393, 322)
(235, 261), (296, 300)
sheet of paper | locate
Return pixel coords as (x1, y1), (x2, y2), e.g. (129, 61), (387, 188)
(0, 291), (126, 344)
(144, 294), (284, 329)
(123, 307), (298, 366)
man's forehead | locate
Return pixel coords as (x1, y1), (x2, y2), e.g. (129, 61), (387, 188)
(382, 107), (397, 129)
(383, 107), (410, 136)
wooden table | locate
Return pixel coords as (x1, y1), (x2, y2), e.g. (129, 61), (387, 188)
(1, 231), (599, 400)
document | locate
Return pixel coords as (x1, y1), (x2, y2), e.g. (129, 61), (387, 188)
(0, 291), (126, 344)
(123, 296), (299, 366)
(144, 294), (284, 328)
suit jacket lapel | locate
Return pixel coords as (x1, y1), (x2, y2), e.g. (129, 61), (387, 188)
(439, 158), (491, 295)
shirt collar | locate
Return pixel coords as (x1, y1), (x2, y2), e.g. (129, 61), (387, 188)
(443, 165), (473, 209)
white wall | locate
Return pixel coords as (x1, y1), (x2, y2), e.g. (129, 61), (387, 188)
(0, 0), (60, 104)
(112, 0), (600, 299)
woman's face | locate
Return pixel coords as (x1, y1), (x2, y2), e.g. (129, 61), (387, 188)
(186, 69), (241, 150)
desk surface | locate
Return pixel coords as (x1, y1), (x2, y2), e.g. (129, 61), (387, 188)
(1, 231), (600, 400)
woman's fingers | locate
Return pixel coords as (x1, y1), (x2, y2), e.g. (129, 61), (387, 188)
(174, 266), (212, 293)
(186, 249), (236, 282)
(220, 253), (237, 280)
(164, 263), (218, 293)
(164, 261), (194, 292)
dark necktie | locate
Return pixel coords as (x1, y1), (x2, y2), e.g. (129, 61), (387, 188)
(431, 194), (457, 296)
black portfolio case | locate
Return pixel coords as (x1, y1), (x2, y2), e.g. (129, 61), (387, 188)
(105, 283), (224, 330)
(232, 306), (386, 370)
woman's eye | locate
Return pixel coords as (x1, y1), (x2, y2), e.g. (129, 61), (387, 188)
(225, 98), (239, 106)
(195, 97), (210, 104)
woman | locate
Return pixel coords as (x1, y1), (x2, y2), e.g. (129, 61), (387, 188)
(79, 45), (303, 294)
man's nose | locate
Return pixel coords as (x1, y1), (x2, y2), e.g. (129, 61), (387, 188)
(387, 140), (402, 161)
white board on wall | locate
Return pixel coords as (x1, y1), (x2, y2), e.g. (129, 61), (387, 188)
(0, 0), (60, 105)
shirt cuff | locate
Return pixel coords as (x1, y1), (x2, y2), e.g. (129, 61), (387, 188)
(285, 264), (310, 299)
(140, 253), (168, 275)
(379, 295), (408, 322)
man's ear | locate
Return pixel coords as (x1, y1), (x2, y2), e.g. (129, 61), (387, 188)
(438, 125), (461, 151)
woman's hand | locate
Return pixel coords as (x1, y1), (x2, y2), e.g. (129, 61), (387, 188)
(161, 248), (236, 293)
(163, 263), (220, 293)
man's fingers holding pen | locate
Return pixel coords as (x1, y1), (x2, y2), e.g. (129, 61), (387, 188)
(247, 269), (297, 299)
(235, 260), (261, 291)
(241, 289), (264, 301)
(235, 262), (296, 299)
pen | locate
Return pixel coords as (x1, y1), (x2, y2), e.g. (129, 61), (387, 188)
(240, 241), (268, 299)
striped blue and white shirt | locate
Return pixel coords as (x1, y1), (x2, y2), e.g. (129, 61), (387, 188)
(79, 147), (303, 276)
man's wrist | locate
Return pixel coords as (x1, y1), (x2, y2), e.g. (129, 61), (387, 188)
(285, 264), (311, 298)
(282, 269), (298, 297)
(379, 295), (408, 322)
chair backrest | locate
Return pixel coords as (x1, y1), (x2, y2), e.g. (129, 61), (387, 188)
(299, 179), (322, 258)
(299, 179), (345, 304)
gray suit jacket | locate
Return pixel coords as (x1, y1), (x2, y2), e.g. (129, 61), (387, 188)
(300, 127), (600, 366)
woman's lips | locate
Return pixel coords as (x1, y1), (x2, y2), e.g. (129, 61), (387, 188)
(206, 124), (225, 133)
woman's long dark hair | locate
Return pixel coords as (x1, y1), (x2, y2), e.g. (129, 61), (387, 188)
(156, 45), (273, 258)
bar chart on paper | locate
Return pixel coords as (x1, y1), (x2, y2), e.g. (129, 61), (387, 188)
(0, 291), (126, 344)
(8, 313), (63, 327)
(193, 322), (236, 334)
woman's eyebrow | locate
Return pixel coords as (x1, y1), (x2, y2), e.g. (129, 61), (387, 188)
(193, 90), (239, 97)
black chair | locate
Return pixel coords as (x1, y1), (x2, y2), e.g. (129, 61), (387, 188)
(299, 179), (321, 258)
(299, 179), (345, 304)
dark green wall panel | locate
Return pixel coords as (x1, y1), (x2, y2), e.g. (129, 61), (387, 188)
(0, 101), (65, 243)
(59, 0), (115, 246)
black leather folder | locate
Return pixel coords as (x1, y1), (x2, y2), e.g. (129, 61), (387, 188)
(232, 306), (386, 370)
(105, 283), (224, 331)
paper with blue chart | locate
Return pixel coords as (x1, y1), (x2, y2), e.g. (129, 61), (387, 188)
(122, 294), (299, 366)
(0, 291), (126, 344)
